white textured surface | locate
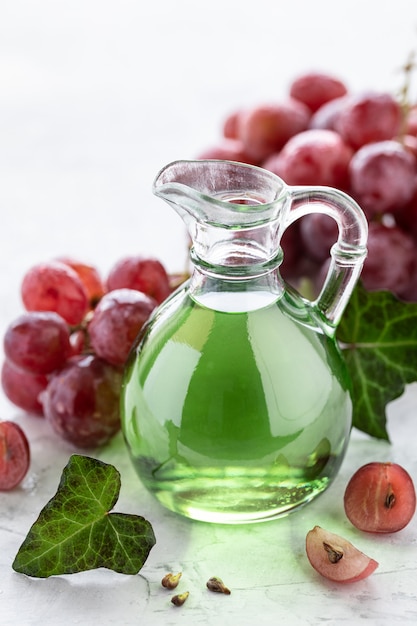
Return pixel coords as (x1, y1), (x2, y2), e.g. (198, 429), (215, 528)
(1, 1), (417, 624)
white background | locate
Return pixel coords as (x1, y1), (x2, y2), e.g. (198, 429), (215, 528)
(1, 2), (417, 625)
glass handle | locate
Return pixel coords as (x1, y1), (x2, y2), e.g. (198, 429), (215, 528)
(287, 186), (368, 332)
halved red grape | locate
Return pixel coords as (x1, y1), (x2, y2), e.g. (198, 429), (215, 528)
(106, 255), (171, 304)
(344, 462), (416, 533)
(88, 288), (157, 366)
(21, 261), (89, 325)
(306, 526), (378, 583)
(4, 311), (71, 375)
(0, 421), (30, 490)
(41, 354), (122, 448)
(1, 360), (48, 415)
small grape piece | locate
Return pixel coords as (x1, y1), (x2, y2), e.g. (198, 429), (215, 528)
(0, 421), (30, 490)
(305, 526), (378, 583)
(349, 140), (417, 218)
(263, 129), (352, 188)
(41, 355), (122, 448)
(289, 71), (348, 113)
(57, 257), (105, 307)
(237, 100), (311, 162)
(360, 222), (416, 296)
(21, 261), (89, 325)
(106, 256), (171, 304)
(335, 91), (402, 149)
(88, 288), (157, 366)
(344, 462), (416, 533)
(1, 360), (48, 415)
(4, 311), (71, 375)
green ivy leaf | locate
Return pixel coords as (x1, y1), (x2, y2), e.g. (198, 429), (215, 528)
(337, 283), (417, 441)
(12, 455), (156, 578)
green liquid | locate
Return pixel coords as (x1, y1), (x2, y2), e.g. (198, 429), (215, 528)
(121, 286), (352, 524)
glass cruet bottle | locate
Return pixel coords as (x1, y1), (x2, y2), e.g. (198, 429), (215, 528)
(121, 159), (368, 524)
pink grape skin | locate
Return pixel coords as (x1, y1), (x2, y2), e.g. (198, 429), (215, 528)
(289, 72), (348, 113)
(88, 288), (157, 366)
(349, 140), (417, 218)
(4, 311), (71, 375)
(106, 255), (171, 304)
(21, 261), (89, 326)
(196, 138), (258, 165)
(237, 99), (311, 162)
(299, 213), (338, 263)
(1, 360), (48, 415)
(308, 95), (351, 131)
(57, 257), (105, 307)
(41, 354), (122, 448)
(335, 92), (402, 150)
(222, 110), (242, 139)
(360, 222), (416, 295)
(263, 129), (353, 189)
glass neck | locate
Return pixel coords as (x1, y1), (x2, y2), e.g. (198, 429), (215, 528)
(188, 262), (284, 313)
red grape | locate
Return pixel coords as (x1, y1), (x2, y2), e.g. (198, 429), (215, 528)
(88, 288), (156, 366)
(106, 255), (171, 304)
(344, 462), (416, 533)
(222, 109), (242, 139)
(335, 91), (402, 149)
(289, 72), (348, 113)
(1, 360), (48, 415)
(196, 138), (258, 164)
(360, 222), (416, 295)
(308, 95), (351, 131)
(237, 100), (311, 162)
(299, 213), (338, 262)
(41, 354), (122, 448)
(57, 257), (105, 307)
(4, 311), (71, 375)
(263, 128), (353, 188)
(0, 421), (30, 490)
(21, 261), (89, 325)
(349, 140), (417, 218)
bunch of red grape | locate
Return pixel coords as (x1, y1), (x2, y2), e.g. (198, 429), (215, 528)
(197, 71), (417, 300)
(1, 255), (173, 452)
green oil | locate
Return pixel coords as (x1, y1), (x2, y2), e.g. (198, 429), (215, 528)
(121, 285), (352, 524)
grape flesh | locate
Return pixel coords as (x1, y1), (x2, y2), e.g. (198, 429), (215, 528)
(41, 354), (122, 448)
(106, 256), (171, 304)
(88, 288), (157, 366)
(4, 311), (71, 375)
(0, 421), (30, 490)
(21, 261), (89, 325)
(299, 213), (339, 263)
(1, 360), (48, 415)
